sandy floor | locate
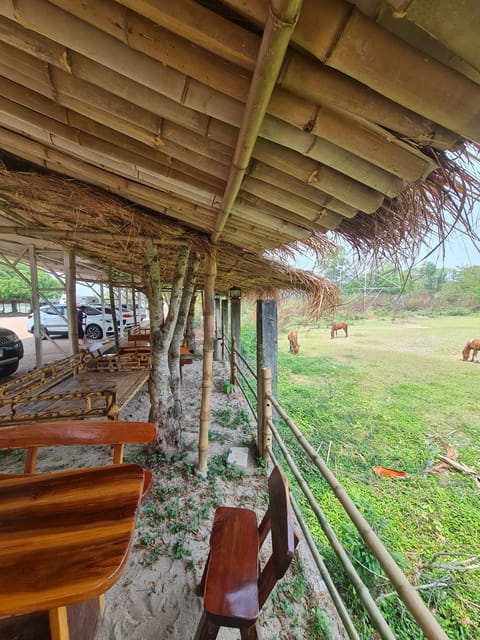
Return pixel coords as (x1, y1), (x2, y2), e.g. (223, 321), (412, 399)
(0, 319), (345, 639)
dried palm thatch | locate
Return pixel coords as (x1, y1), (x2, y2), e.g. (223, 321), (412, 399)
(0, 165), (339, 315)
(334, 144), (480, 267)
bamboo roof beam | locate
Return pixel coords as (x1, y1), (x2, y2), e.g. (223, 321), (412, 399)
(0, 5), (440, 190)
(223, 0), (480, 144)
(2, 1), (442, 183)
(211, 0), (303, 241)
(248, 162), (358, 218)
(385, 0), (480, 72)
(260, 114), (405, 195)
(0, 128), (219, 233)
(253, 140), (384, 213)
(0, 60), (382, 222)
(241, 180), (341, 230)
(0, 228), (189, 244)
(233, 198), (327, 236)
(0, 124), (329, 247)
(114, 0), (459, 149)
(1, 48), (407, 200)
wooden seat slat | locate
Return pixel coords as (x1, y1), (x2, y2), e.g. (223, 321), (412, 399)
(204, 506), (259, 626)
(0, 464), (145, 616)
(0, 420), (157, 449)
(127, 332), (150, 342)
(0, 419), (157, 475)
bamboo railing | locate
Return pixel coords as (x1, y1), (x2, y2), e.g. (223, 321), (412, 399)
(226, 340), (450, 639)
(261, 368), (449, 640)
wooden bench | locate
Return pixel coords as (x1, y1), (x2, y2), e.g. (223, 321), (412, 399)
(118, 342), (194, 381)
(0, 351), (149, 426)
(127, 331), (150, 342)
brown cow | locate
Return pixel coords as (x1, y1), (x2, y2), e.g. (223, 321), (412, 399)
(462, 338), (480, 362)
(287, 330), (299, 355)
(331, 322), (348, 339)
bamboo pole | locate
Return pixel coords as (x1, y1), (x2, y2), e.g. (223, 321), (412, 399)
(230, 335), (238, 387)
(28, 244), (43, 369)
(108, 272), (120, 352)
(261, 367), (272, 461)
(198, 245), (217, 473)
(64, 249), (78, 354)
(212, 0), (304, 241)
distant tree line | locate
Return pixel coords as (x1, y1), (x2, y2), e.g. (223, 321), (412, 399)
(316, 249), (480, 316)
(0, 265), (62, 312)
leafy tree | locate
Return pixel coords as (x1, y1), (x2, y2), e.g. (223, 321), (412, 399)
(315, 246), (354, 288)
(439, 265), (480, 311)
(0, 265), (62, 303)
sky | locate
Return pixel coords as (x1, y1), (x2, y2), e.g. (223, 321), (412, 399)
(421, 232), (480, 269)
(292, 228), (480, 274)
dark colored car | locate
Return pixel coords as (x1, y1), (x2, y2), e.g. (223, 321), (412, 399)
(0, 327), (24, 377)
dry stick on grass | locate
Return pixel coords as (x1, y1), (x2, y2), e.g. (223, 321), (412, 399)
(438, 455), (480, 486)
(326, 440), (333, 465)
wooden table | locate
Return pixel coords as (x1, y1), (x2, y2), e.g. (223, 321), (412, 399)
(0, 463), (145, 640)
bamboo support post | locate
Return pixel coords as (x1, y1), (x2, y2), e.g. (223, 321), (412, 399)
(198, 246), (217, 473)
(261, 367), (272, 461)
(230, 335), (238, 386)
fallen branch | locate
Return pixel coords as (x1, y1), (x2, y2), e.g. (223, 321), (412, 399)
(438, 455), (480, 486)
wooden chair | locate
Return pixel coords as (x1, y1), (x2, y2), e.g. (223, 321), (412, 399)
(194, 466), (299, 639)
(0, 421), (158, 640)
(0, 419), (158, 500)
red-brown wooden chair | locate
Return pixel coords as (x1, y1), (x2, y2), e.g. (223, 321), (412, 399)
(194, 465), (299, 639)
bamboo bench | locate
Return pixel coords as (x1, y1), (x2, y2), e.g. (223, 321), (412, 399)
(119, 340), (194, 380)
(0, 351), (149, 426)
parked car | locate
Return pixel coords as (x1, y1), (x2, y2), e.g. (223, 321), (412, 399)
(26, 305), (126, 340)
(91, 304), (135, 328)
(121, 304), (147, 322)
(0, 327), (24, 377)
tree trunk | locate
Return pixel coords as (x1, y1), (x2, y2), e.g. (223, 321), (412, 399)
(169, 252), (200, 414)
(185, 291), (197, 352)
(143, 241), (190, 452)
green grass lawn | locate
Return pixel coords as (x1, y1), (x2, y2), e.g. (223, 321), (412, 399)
(276, 316), (480, 639)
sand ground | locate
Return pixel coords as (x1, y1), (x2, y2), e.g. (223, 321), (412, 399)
(0, 315), (346, 639)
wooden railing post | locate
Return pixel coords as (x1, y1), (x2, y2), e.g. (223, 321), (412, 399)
(256, 299), (278, 456)
(221, 299), (228, 359)
(261, 367), (272, 461)
(230, 335), (237, 386)
(213, 295), (220, 362)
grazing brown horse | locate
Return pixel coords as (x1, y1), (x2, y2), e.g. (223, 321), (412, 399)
(331, 322), (348, 339)
(462, 339), (480, 362)
(287, 330), (299, 355)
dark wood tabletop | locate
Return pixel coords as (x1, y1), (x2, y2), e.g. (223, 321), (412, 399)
(0, 463), (145, 616)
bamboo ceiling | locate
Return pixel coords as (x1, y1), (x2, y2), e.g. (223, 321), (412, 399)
(0, 0), (479, 297)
